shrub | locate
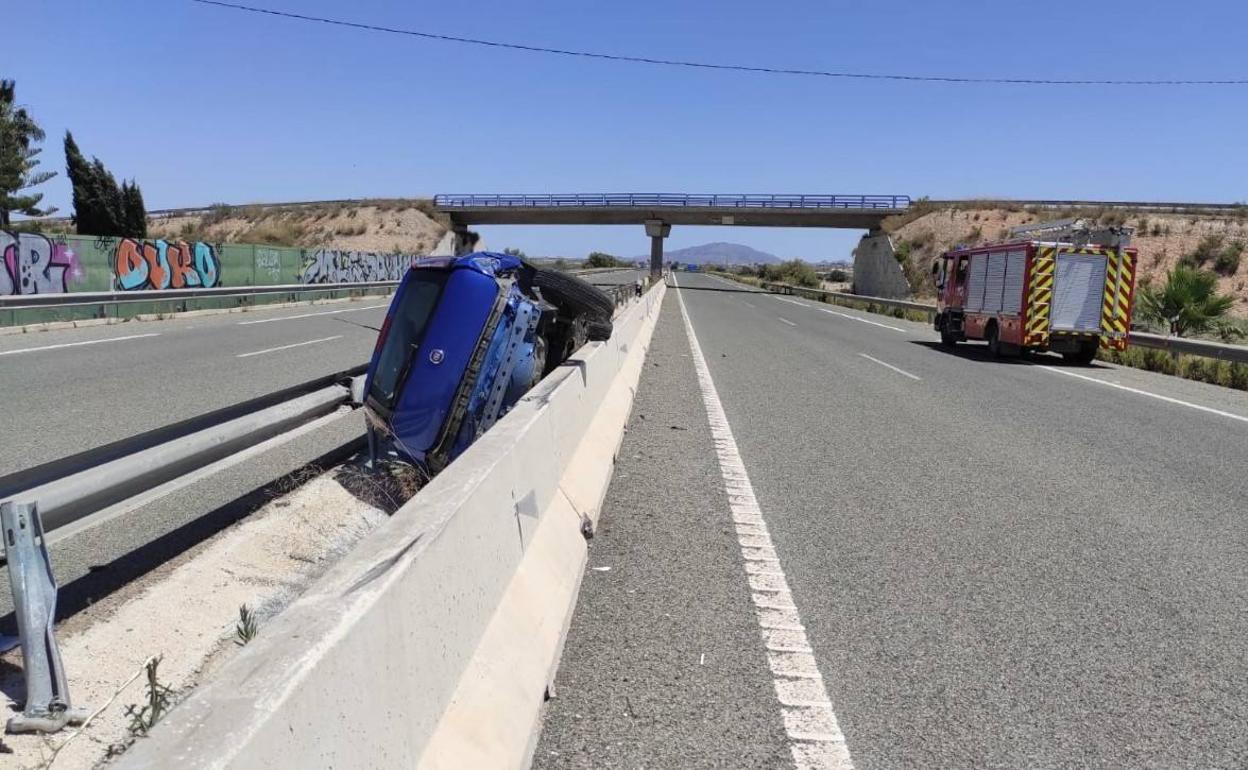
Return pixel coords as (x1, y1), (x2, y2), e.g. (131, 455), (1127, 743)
(893, 240), (912, 264)
(1190, 233), (1225, 264)
(760, 259), (819, 287)
(1213, 240), (1243, 274)
(584, 251), (623, 268)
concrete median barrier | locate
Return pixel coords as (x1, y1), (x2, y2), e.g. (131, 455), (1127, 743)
(116, 282), (666, 770)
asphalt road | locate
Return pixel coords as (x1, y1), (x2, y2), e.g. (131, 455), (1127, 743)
(541, 272), (1248, 768)
(0, 297), (389, 474)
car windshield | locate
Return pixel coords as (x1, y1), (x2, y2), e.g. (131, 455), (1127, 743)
(368, 270), (448, 407)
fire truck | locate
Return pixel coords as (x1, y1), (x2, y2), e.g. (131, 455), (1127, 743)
(931, 233), (1138, 364)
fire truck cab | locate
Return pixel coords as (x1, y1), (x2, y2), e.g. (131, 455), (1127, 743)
(932, 239), (1138, 364)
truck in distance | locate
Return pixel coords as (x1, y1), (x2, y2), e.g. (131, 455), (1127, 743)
(931, 239), (1138, 364)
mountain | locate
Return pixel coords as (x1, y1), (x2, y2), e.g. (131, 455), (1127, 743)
(643, 241), (784, 266)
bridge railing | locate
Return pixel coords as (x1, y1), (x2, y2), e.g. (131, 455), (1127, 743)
(434, 193), (911, 210)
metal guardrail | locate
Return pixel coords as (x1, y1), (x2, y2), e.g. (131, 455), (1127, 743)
(756, 279), (1248, 364)
(1127, 332), (1248, 363)
(434, 193), (912, 211)
(0, 366), (367, 534)
(0, 366), (367, 733)
(0, 281), (398, 310)
(929, 199), (1248, 214)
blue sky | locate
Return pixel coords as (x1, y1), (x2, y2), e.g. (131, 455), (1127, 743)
(8, 0), (1248, 259)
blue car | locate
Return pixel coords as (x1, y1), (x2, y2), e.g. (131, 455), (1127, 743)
(363, 253), (614, 474)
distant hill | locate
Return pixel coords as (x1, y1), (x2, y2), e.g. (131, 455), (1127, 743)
(644, 241), (783, 266)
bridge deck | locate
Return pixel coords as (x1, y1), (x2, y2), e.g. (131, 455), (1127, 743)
(435, 193), (909, 229)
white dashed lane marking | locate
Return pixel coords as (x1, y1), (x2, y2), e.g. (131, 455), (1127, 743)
(0, 333), (160, 357)
(858, 353), (922, 381)
(236, 304), (389, 325)
(236, 335), (344, 358)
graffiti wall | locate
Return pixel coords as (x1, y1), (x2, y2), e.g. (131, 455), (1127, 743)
(1, 231), (419, 297)
(299, 249), (411, 284)
(113, 238), (221, 290)
(0, 231), (86, 295)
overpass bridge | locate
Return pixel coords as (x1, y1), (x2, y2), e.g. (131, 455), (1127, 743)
(434, 193), (912, 274)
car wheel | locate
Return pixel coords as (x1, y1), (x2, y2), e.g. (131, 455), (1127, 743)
(531, 267), (614, 319)
(586, 318), (613, 342)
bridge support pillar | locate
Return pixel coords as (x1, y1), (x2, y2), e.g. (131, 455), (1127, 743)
(644, 220), (670, 279)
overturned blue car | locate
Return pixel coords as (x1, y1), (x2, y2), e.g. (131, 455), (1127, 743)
(362, 253), (614, 474)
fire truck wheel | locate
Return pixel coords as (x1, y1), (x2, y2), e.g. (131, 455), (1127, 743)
(986, 323), (1002, 358)
(1062, 344), (1098, 365)
(940, 328), (958, 347)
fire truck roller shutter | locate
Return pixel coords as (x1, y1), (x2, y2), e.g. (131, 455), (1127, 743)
(1051, 251), (1108, 333)
(965, 253), (989, 312)
(1002, 251), (1026, 315)
(984, 252), (1007, 313)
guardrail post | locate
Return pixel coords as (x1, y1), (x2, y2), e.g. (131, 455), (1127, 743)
(1, 501), (87, 734)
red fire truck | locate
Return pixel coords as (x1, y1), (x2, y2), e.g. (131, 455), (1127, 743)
(932, 240), (1138, 364)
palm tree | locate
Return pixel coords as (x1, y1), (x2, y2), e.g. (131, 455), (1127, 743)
(1137, 265), (1235, 337)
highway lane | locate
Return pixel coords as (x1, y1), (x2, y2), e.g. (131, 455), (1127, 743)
(542, 272), (1248, 768)
(0, 297), (389, 474)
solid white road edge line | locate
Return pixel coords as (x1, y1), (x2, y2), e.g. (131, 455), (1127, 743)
(778, 317), (798, 327)
(235, 335), (344, 358)
(0, 332), (161, 356)
(1039, 365), (1248, 425)
(675, 275), (854, 770)
(857, 353), (922, 381)
(236, 304), (389, 325)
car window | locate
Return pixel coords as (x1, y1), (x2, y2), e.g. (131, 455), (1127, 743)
(369, 270), (449, 407)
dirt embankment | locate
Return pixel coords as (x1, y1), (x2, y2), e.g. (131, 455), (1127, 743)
(883, 203), (1248, 316)
(148, 198), (450, 254)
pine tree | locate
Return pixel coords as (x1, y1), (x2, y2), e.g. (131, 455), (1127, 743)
(122, 180), (147, 238)
(92, 158), (125, 236)
(0, 80), (57, 226)
(65, 131), (136, 237)
(64, 131), (97, 233)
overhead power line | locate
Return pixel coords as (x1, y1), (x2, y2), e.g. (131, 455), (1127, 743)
(192, 0), (1248, 86)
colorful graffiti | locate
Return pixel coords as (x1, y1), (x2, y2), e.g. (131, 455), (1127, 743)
(300, 249), (409, 284)
(113, 239), (221, 290)
(1, 231), (85, 295)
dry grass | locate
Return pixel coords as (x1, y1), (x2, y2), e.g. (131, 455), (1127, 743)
(335, 460), (424, 514)
(148, 198), (448, 253)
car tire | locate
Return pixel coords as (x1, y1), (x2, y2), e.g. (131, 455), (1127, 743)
(531, 268), (615, 320)
(586, 319), (613, 341)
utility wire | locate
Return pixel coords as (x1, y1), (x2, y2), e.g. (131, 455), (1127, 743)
(192, 0), (1247, 86)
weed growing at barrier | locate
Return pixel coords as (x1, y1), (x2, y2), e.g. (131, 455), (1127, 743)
(235, 605), (259, 646)
(335, 459), (424, 514)
(1098, 346), (1248, 391)
(123, 657), (174, 738)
